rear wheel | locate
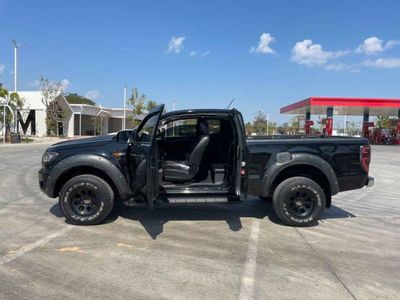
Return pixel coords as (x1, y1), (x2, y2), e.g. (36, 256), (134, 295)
(59, 174), (114, 225)
(272, 176), (326, 226)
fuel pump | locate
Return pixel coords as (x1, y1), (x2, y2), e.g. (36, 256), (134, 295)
(304, 120), (314, 135)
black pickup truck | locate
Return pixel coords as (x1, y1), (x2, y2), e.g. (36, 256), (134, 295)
(39, 105), (374, 226)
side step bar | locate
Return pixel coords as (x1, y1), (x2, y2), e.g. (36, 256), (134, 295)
(166, 197), (229, 204)
(123, 196), (237, 207)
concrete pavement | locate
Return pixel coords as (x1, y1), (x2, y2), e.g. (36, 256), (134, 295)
(0, 144), (399, 299)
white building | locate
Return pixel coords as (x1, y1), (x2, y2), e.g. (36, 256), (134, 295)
(15, 91), (145, 137)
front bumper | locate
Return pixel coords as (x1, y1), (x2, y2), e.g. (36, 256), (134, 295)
(38, 167), (50, 195)
(366, 176), (374, 187)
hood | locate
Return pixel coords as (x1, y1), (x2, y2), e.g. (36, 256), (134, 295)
(49, 135), (115, 151)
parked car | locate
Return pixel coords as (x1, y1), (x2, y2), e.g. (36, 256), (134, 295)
(39, 105), (374, 226)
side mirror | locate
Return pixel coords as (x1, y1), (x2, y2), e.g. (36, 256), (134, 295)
(116, 130), (131, 143)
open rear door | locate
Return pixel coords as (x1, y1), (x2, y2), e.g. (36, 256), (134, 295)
(130, 104), (164, 208)
(231, 109), (249, 200)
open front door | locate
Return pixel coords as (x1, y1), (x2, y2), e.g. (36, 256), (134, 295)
(231, 109), (249, 200)
(129, 105), (164, 208)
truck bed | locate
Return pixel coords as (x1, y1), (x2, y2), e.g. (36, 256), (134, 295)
(246, 135), (369, 196)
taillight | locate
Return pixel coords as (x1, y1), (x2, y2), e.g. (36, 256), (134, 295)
(360, 145), (371, 173)
(240, 161), (246, 176)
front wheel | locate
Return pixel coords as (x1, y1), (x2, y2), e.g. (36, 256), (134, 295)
(272, 177), (326, 226)
(59, 174), (114, 225)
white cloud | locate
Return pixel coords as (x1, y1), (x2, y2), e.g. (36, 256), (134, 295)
(291, 39), (348, 67)
(189, 51), (197, 56)
(85, 89), (101, 100)
(0, 64), (5, 75)
(166, 36), (186, 54)
(250, 33), (275, 54)
(325, 63), (347, 72)
(201, 51), (210, 56)
(60, 79), (70, 91)
(364, 58), (400, 68)
(356, 37), (400, 55)
(325, 63), (359, 72)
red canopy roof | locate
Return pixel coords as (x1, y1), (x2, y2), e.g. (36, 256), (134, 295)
(280, 97), (400, 116)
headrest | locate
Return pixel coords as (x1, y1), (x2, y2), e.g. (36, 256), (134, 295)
(198, 120), (209, 135)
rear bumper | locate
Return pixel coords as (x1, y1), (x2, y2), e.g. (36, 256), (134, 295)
(366, 176), (374, 187)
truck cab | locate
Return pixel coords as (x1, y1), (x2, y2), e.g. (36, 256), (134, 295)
(116, 105), (249, 207)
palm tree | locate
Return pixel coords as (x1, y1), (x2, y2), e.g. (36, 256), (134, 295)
(126, 88), (146, 127)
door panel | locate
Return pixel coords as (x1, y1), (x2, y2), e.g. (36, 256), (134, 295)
(129, 105), (164, 208)
(231, 109), (249, 200)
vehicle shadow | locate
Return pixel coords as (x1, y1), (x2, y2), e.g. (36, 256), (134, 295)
(50, 198), (356, 240)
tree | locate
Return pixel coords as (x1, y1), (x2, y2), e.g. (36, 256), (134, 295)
(65, 93), (96, 105)
(376, 116), (391, 129)
(346, 121), (360, 136)
(0, 85), (24, 140)
(252, 111), (268, 135)
(39, 76), (65, 137)
(276, 122), (289, 135)
(146, 100), (158, 111)
(252, 111), (276, 135)
(289, 115), (301, 134)
(245, 122), (253, 135)
(126, 87), (146, 127)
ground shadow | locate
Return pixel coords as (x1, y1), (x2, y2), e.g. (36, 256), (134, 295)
(321, 205), (356, 219)
(49, 203), (64, 217)
(50, 198), (356, 239)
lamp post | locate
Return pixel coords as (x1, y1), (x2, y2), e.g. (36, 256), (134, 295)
(123, 85), (127, 130)
(12, 40), (24, 92)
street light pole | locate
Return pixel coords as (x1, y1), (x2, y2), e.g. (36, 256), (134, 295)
(123, 85), (127, 129)
(12, 40), (23, 93)
(14, 46), (17, 92)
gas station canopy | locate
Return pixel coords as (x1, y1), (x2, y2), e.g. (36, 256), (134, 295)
(280, 97), (400, 116)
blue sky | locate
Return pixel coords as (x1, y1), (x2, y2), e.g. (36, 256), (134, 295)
(1, 0), (400, 123)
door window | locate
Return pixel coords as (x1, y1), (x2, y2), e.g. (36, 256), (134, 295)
(165, 119), (197, 137)
(163, 118), (221, 137)
(206, 119), (221, 134)
(137, 114), (159, 143)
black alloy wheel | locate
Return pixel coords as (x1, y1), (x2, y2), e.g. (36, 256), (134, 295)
(272, 176), (326, 226)
(59, 174), (114, 225)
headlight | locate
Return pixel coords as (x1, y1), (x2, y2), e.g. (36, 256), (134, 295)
(42, 151), (59, 163)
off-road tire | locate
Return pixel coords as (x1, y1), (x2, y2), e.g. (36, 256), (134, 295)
(272, 176), (326, 226)
(59, 174), (114, 225)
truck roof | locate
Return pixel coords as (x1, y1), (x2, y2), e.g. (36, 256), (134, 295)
(162, 109), (233, 119)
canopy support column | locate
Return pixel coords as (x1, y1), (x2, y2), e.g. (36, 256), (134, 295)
(362, 112), (370, 138)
